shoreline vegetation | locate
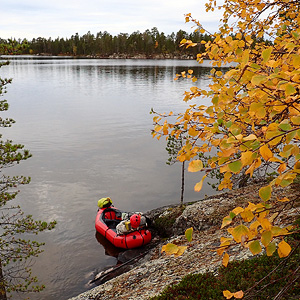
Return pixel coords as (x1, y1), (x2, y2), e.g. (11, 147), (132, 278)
(0, 28), (212, 59)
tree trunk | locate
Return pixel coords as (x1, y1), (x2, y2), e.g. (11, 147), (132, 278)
(0, 260), (7, 300)
(180, 161), (185, 206)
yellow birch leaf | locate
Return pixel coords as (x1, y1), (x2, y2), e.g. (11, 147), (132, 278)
(266, 241), (276, 256)
(220, 237), (233, 247)
(260, 144), (273, 161)
(251, 75), (267, 85)
(261, 230), (273, 247)
(190, 87), (199, 95)
(292, 54), (300, 67)
(228, 160), (243, 174)
(269, 157), (284, 163)
(259, 185), (272, 201)
(295, 161), (300, 170)
(217, 238), (232, 256)
(175, 246), (188, 257)
(188, 160), (203, 172)
(217, 247), (226, 256)
(250, 220), (260, 231)
(227, 227), (234, 235)
(243, 134), (257, 141)
(224, 172), (232, 180)
(232, 207), (244, 216)
(178, 153), (186, 162)
(163, 123), (169, 135)
(225, 69), (238, 79)
(253, 158), (263, 172)
(194, 175), (207, 192)
(266, 127), (281, 141)
(277, 196), (290, 202)
(185, 227), (193, 242)
(221, 216), (233, 229)
(232, 225), (249, 243)
(257, 106), (266, 118)
(161, 244), (167, 253)
(278, 240), (291, 258)
(186, 42), (198, 48)
(221, 147), (237, 158)
(285, 83), (296, 96)
(249, 240), (262, 255)
(241, 151), (254, 166)
(256, 204), (267, 214)
(154, 125), (163, 132)
(276, 171), (296, 187)
(220, 164), (229, 173)
(267, 122), (279, 131)
(266, 59), (277, 67)
(268, 212), (278, 223)
(247, 229), (257, 241)
(289, 105), (300, 116)
(223, 252), (230, 267)
(271, 226), (289, 236)
(277, 163), (286, 174)
(161, 243), (179, 255)
(245, 163), (255, 177)
(291, 115), (300, 125)
(188, 126), (199, 137)
(279, 122), (292, 132)
(233, 291), (244, 299)
(262, 47), (272, 63)
(240, 208), (254, 222)
(247, 202), (257, 211)
(223, 290), (234, 299)
(241, 49), (249, 66)
(258, 217), (272, 231)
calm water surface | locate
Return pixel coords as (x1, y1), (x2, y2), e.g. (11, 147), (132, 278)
(0, 58), (215, 300)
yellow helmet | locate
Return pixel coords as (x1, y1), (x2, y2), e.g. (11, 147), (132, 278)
(97, 197), (112, 208)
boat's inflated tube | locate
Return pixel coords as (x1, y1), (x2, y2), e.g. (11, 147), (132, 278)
(95, 207), (151, 249)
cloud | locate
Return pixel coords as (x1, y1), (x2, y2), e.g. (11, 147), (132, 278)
(0, 0), (222, 40)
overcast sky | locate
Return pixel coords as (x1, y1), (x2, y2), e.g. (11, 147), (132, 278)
(0, 0), (222, 40)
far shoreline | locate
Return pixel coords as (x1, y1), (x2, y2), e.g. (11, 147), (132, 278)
(0, 53), (197, 60)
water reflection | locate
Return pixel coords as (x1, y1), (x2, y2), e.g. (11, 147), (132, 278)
(95, 232), (122, 258)
(0, 58), (218, 300)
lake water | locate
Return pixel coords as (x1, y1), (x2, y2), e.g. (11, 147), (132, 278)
(0, 57), (215, 300)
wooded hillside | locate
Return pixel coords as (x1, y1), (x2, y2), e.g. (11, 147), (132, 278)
(0, 28), (212, 58)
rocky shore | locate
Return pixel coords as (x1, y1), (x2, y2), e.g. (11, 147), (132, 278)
(69, 183), (299, 300)
(79, 53), (196, 60)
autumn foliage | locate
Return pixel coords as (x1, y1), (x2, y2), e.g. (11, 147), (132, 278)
(153, 0), (300, 298)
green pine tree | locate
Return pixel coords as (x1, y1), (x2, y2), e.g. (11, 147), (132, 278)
(0, 60), (56, 298)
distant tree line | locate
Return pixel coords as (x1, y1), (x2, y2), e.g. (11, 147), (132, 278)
(0, 27), (212, 58)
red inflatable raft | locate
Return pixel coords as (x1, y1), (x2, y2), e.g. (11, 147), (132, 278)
(95, 207), (152, 249)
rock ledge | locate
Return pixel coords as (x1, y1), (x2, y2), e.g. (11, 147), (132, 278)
(69, 184), (299, 300)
